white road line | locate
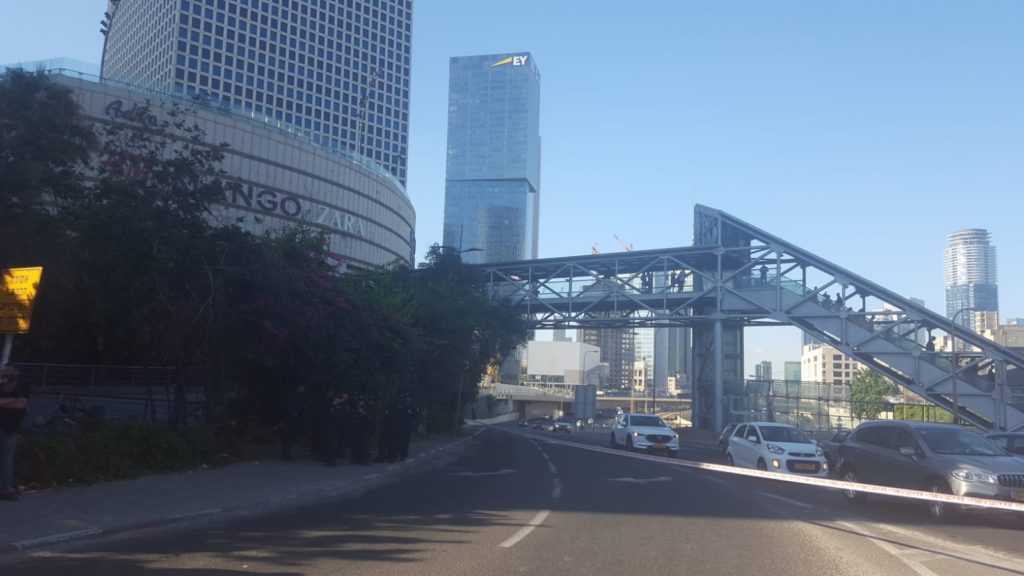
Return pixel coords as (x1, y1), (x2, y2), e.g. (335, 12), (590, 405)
(546, 461), (557, 475)
(498, 510), (551, 548)
(867, 522), (1024, 572)
(756, 491), (814, 510)
(551, 478), (562, 500)
(836, 521), (940, 576)
(14, 528), (105, 550)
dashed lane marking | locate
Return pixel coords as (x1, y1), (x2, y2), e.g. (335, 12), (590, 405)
(498, 510), (551, 549)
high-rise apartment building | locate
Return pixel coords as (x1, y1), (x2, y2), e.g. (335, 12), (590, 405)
(944, 229), (998, 330)
(443, 53), (541, 264)
(581, 328), (635, 390)
(102, 0), (413, 185)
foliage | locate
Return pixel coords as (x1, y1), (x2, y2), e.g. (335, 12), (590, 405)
(0, 71), (529, 444)
(850, 369), (899, 420)
(13, 423), (224, 486)
(892, 404), (954, 423)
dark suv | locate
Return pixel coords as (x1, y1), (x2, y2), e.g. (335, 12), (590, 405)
(837, 420), (1024, 518)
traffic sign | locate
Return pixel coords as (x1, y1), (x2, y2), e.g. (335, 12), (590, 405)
(0, 267), (43, 333)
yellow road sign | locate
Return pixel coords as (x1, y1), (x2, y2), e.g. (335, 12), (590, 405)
(1, 267), (43, 333)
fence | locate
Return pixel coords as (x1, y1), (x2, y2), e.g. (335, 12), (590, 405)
(726, 379), (955, 437)
(11, 363), (208, 428)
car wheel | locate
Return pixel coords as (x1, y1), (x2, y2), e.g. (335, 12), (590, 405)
(610, 433), (618, 449)
(626, 436), (634, 452)
(841, 469), (866, 503)
(756, 458), (768, 471)
(926, 479), (954, 519)
(726, 453), (735, 466)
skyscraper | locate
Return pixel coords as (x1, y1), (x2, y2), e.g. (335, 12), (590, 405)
(443, 53), (541, 264)
(944, 229), (998, 330)
(102, 0), (413, 185)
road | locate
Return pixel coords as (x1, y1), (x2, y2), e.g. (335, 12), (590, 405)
(7, 426), (1024, 575)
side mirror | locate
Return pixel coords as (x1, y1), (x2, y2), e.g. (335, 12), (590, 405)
(898, 446), (919, 458)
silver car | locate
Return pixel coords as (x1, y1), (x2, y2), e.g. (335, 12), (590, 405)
(837, 421), (1024, 518)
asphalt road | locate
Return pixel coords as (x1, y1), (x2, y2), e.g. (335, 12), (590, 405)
(7, 426), (1024, 576)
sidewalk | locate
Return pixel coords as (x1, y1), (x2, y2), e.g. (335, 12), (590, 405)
(0, 432), (474, 554)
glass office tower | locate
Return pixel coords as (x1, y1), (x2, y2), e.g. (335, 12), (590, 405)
(101, 0), (413, 186)
(944, 229), (998, 330)
(443, 53), (541, 264)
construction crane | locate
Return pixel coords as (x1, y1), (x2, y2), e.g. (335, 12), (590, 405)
(591, 243), (600, 255)
(613, 235), (633, 252)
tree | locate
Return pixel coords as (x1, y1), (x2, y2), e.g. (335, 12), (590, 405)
(850, 369), (898, 420)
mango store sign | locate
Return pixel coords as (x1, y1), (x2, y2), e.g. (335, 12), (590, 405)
(226, 185), (367, 236)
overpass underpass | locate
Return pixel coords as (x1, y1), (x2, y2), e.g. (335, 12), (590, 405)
(479, 204), (1024, 433)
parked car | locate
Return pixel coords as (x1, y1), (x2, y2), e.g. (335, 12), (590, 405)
(552, 417), (575, 433)
(610, 413), (679, 456)
(986, 432), (1024, 458)
(820, 429), (851, 469)
(837, 421), (1024, 518)
(717, 423), (737, 455)
(517, 419), (529, 428)
(726, 422), (828, 477)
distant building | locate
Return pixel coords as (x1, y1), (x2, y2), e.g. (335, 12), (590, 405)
(784, 361), (801, 382)
(802, 343), (863, 387)
(524, 341), (600, 386)
(581, 328), (635, 390)
(101, 0), (414, 186)
(442, 53), (541, 263)
(754, 361), (773, 381)
(944, 229), (998, 331)
(983, 324), (1024, 350)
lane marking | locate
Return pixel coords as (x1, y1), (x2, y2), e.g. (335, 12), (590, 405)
(836, 521), (940, 576)
(498, 510), (551, 548)
(607, 476), (673, 484)
(547, 461), (557, 475)
(447, 469), (516, 477)
(13, 528), (104, 550)
(756, 491), (814, 510)
(551, 478), (562, 500)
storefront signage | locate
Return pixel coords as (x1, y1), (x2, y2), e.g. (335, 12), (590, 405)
(105, 100), (160, 129)
(228, 186), (367, 237)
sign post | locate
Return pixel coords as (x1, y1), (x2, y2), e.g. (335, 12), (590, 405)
(0, 267), (43, 365)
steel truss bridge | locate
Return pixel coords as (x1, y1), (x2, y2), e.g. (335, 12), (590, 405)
(478, 205), (1024, 433)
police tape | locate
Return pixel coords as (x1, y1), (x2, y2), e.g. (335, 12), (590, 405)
(517, 430), (1024, 514)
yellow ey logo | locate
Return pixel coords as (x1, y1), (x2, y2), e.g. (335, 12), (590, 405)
(490, 55), (529, 68)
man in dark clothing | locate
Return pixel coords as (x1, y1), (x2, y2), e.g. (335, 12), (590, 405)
(349, 399), (374, 465)
(0, 365), (29, 501)
(281, 385), (305, 461)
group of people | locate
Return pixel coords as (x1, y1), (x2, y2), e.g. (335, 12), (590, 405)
(281, 388), (421, 468)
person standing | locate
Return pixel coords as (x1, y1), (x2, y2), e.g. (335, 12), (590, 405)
(0, 365), (29, 502)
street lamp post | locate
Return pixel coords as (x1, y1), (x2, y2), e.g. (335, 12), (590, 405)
(949, 307), (975, 425)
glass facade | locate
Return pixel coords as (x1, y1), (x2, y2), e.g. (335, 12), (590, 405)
(443, 53), (541, 264)
(102, 0), (413, 186)
(943, 229), (998, 329)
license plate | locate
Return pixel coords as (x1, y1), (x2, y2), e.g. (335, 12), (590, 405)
(793, 462), (816, 471)
(1012, 491), (1024, 503)
(654, 444), (666, 449)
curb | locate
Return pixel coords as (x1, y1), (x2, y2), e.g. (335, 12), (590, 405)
(4, 432), (481, 554)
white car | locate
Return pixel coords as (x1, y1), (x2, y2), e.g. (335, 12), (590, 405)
(726, 422), (828, 477)
(610, 413), (679, 456)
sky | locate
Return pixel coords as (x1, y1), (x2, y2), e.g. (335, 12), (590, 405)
(2, 0), (1022, 375)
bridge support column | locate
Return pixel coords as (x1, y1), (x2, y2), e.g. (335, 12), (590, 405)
(692, 317), (745, 431)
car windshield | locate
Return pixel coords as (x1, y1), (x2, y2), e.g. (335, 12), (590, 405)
(759, 426), (812, 444)
(630, 415), (666, 428)
(919, 429), (1005, 456)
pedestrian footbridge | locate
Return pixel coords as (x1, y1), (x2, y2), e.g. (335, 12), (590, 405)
(478, 205), (1024, 433)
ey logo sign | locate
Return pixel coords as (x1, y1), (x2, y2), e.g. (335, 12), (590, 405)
(491, 55), (529, 68)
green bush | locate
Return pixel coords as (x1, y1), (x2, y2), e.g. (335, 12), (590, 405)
(13, 422), (233, 486)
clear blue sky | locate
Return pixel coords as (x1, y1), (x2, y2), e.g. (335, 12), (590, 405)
(3, 1), (1022, 373)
